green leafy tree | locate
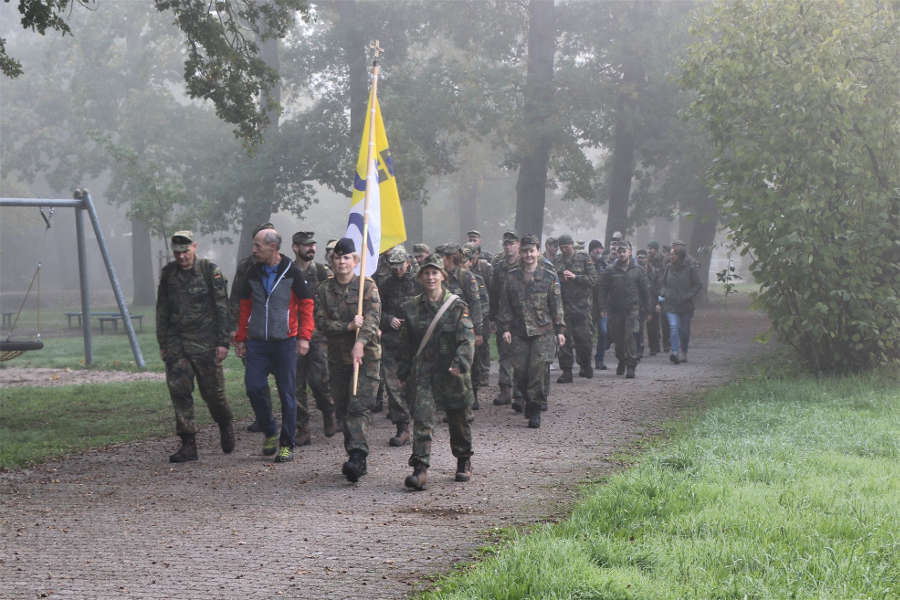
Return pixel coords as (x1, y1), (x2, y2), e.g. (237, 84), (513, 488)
(681, 0), (900, 372)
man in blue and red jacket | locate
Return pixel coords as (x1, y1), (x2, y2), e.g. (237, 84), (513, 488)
(234, 227), (314, 463)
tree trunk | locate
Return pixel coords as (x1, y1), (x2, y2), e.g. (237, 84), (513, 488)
(514, 0), (555, 237)
(131, 217), (156, 305)
(687, 193), (719, 305)
(403, 199), (423, 244)
(605, 54), (642, 245)
(458, 176), (479, 240)
(339, 0), (368, 145)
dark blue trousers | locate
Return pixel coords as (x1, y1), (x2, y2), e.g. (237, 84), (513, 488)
(245, 337), (298, 448)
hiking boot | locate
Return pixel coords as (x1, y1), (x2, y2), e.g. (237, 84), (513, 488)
(342, 450), (367, 482)
(616, 362), (626, 375)
(511, 400), (523, 413)
(455, 458), (472, 482)
(404, 464), (428, 490)
(169, 434), (198, 463)
(246, 421), (261, 432)
(679, 350), (688, 363)
(466, 408), (475, 423)
(262, 434), (278, 456)
(670, 353), (680, 364)
(389, 423), (410, 447)
(295, 422), (311, 447)
(579, 366), (594, 379)
(218, 422), (235, 454)
(625, 365), (636, 379)
(556, 370), (573, 384)
(472, 393), (480, 410)
(493, 386), (512, 406)
(527, 414), (541, 429)
(322, 410), (337, 438)
(274, 446), (294, 463)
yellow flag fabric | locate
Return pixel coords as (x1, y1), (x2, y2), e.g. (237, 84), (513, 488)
(348, 86), (406, 256)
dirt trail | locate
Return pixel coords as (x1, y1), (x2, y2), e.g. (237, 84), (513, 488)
(0, 304), (767, 599)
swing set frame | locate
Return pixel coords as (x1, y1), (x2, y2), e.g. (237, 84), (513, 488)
(0, 190), (146, 368)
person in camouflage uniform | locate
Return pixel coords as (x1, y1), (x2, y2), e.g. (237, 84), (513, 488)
(398, 255), (475, 490)
(412, 243), (431, 267)
(464, 242), (493, 387)
(461, 242), (491, 408)
(378, 245), (421, 447)
(157, 230), (234, 463)
(489, 231), (522, 407)
(645, 241), (664, 355)
(635, 248), (658, 357)
(466, 229), (493, 264)
(543, 237), (559, 266)
(596, 241), (649, 378)
(231, 222), (274, 433)
(315, 238), (382, 482)
(588, 240), (609, 371)
(496, 234), (566, 428)
(554, 234), (598, 382)
(291, 231), (336, 445)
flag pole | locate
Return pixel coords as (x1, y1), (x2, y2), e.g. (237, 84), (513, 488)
(352, 41), (382, 396)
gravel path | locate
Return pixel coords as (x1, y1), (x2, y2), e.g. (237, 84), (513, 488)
(0, 304), (767, 599)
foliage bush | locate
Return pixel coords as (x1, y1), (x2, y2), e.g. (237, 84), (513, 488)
(680, 0), (900, 372)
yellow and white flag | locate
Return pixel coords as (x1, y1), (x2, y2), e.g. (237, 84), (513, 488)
(345, 86), (406, 276)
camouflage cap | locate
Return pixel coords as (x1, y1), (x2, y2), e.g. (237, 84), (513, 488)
(387, 246), (408, 264)
(671, 239), (686, 247)
(557, 234), (574, 246)
(417, 254), (448, 279)
(171, 230), (195, 252)
(461, 242), (479, 259)
(466, 229), (481, 238)
(325, 239), (338, 251)
(647, 240), (660, 250)
(292, 231), (315, 245)
(502, 231), (520, 243)
(519, 234), (540, 249)
(412, 243), (430, 254)
(332, 237), (356, 256)
(438, 243), (461, 256)
(611, 231), (623, 241)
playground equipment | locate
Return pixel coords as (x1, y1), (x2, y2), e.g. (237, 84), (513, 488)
(0, 190), (145, 367)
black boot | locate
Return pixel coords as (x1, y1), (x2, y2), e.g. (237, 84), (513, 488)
(389, 423), (410, 447)
(404, 463), (428, 490)
(246, 421), (261, 432)
(218, 422), (235, 454)
(322, 410), (337, 438)
(455, 457), (472, 482)
(578, 365), (594, 379)
(169, 434), (198, 463)
(556, 370), (573, 384)
(625, 365), (636, 379)
(527, 413), (541, 428)
(493, 386), (512, 405)
(342, 450), (367, 482)
(616, 362), (626, 375)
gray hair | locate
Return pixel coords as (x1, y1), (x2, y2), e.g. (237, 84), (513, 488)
(262, 230), (281, 249)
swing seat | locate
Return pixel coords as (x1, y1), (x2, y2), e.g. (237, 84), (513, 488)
(0, 339), (44, 361)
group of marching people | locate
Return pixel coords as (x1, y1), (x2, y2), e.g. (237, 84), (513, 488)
(156, 224), (701, 491)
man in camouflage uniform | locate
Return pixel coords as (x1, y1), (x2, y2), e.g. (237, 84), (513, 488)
(543, 237), (559, 266)
(157, 230), (234, 463)
(490, 231), (522, 407)
(412, 243), (431, 267)
(315, 238), (382, 482)
(292, 231), (337, 445)
(466, 229), (493, 264)
(398, 255), (476, 490)
(496, 234), (566, 428)
(646, 241), (664, 355)
(596, 241), (649, 379)
(589, 240), (609, 370)
(465, 242), (493, 387)
(378, 245), (421, 447)
(636, 248), (658, 357)
(231, 222), (274, 433)
(554, 234), (598, 382)
(461, 242), (491, 406)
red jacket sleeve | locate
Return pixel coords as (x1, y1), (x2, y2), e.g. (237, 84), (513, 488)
(235, 298), (252, 342)
(291, 295), (314, 341)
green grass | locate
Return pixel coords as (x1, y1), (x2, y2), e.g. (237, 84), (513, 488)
(0, 369), (254, 469)
(421, 364), (899, 599)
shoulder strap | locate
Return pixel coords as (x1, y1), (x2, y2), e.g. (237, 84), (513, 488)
(415, 294), (459, 358)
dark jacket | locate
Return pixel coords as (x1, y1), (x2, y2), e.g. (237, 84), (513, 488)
(661, 258), (702, 313)
(596, 261), (649, 314)
(235, 254), (314, 342)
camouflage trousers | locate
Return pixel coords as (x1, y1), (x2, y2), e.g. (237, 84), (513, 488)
(646, 309), (661, 354)
(329, 359), (380, 457)
(382, 349), (411, 426)
(496, 331), (523, 400)
(558, 311), (593, 372)
(475, 337), (491, 385)
(608, 309), (640, 367)
(510, 332), (556, 418)
(409, 395), (472, 469)
(165, 350), (232, 436)
(296, 339), (333, 426)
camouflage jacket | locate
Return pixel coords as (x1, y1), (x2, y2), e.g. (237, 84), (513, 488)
(497, 265), (566, 338)
(315, 275), (382, 364)
(445, 266), (483, 337)
(555, 251), (597, 315)
(378, 270), (421, 349)
(157, 258), (230, 355)
(489, 255), (519, 320)
(397, 290), (475, 410)
(471, 270), (490, 329)
(297, 260), (332, 341)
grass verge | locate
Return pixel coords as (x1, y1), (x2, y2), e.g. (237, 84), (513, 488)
(0, 370), (254, 470)
(421, 363), (899, 599)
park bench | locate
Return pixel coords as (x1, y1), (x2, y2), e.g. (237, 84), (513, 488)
(1, 312), (13, 329)
(64, 311), (143, 333)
